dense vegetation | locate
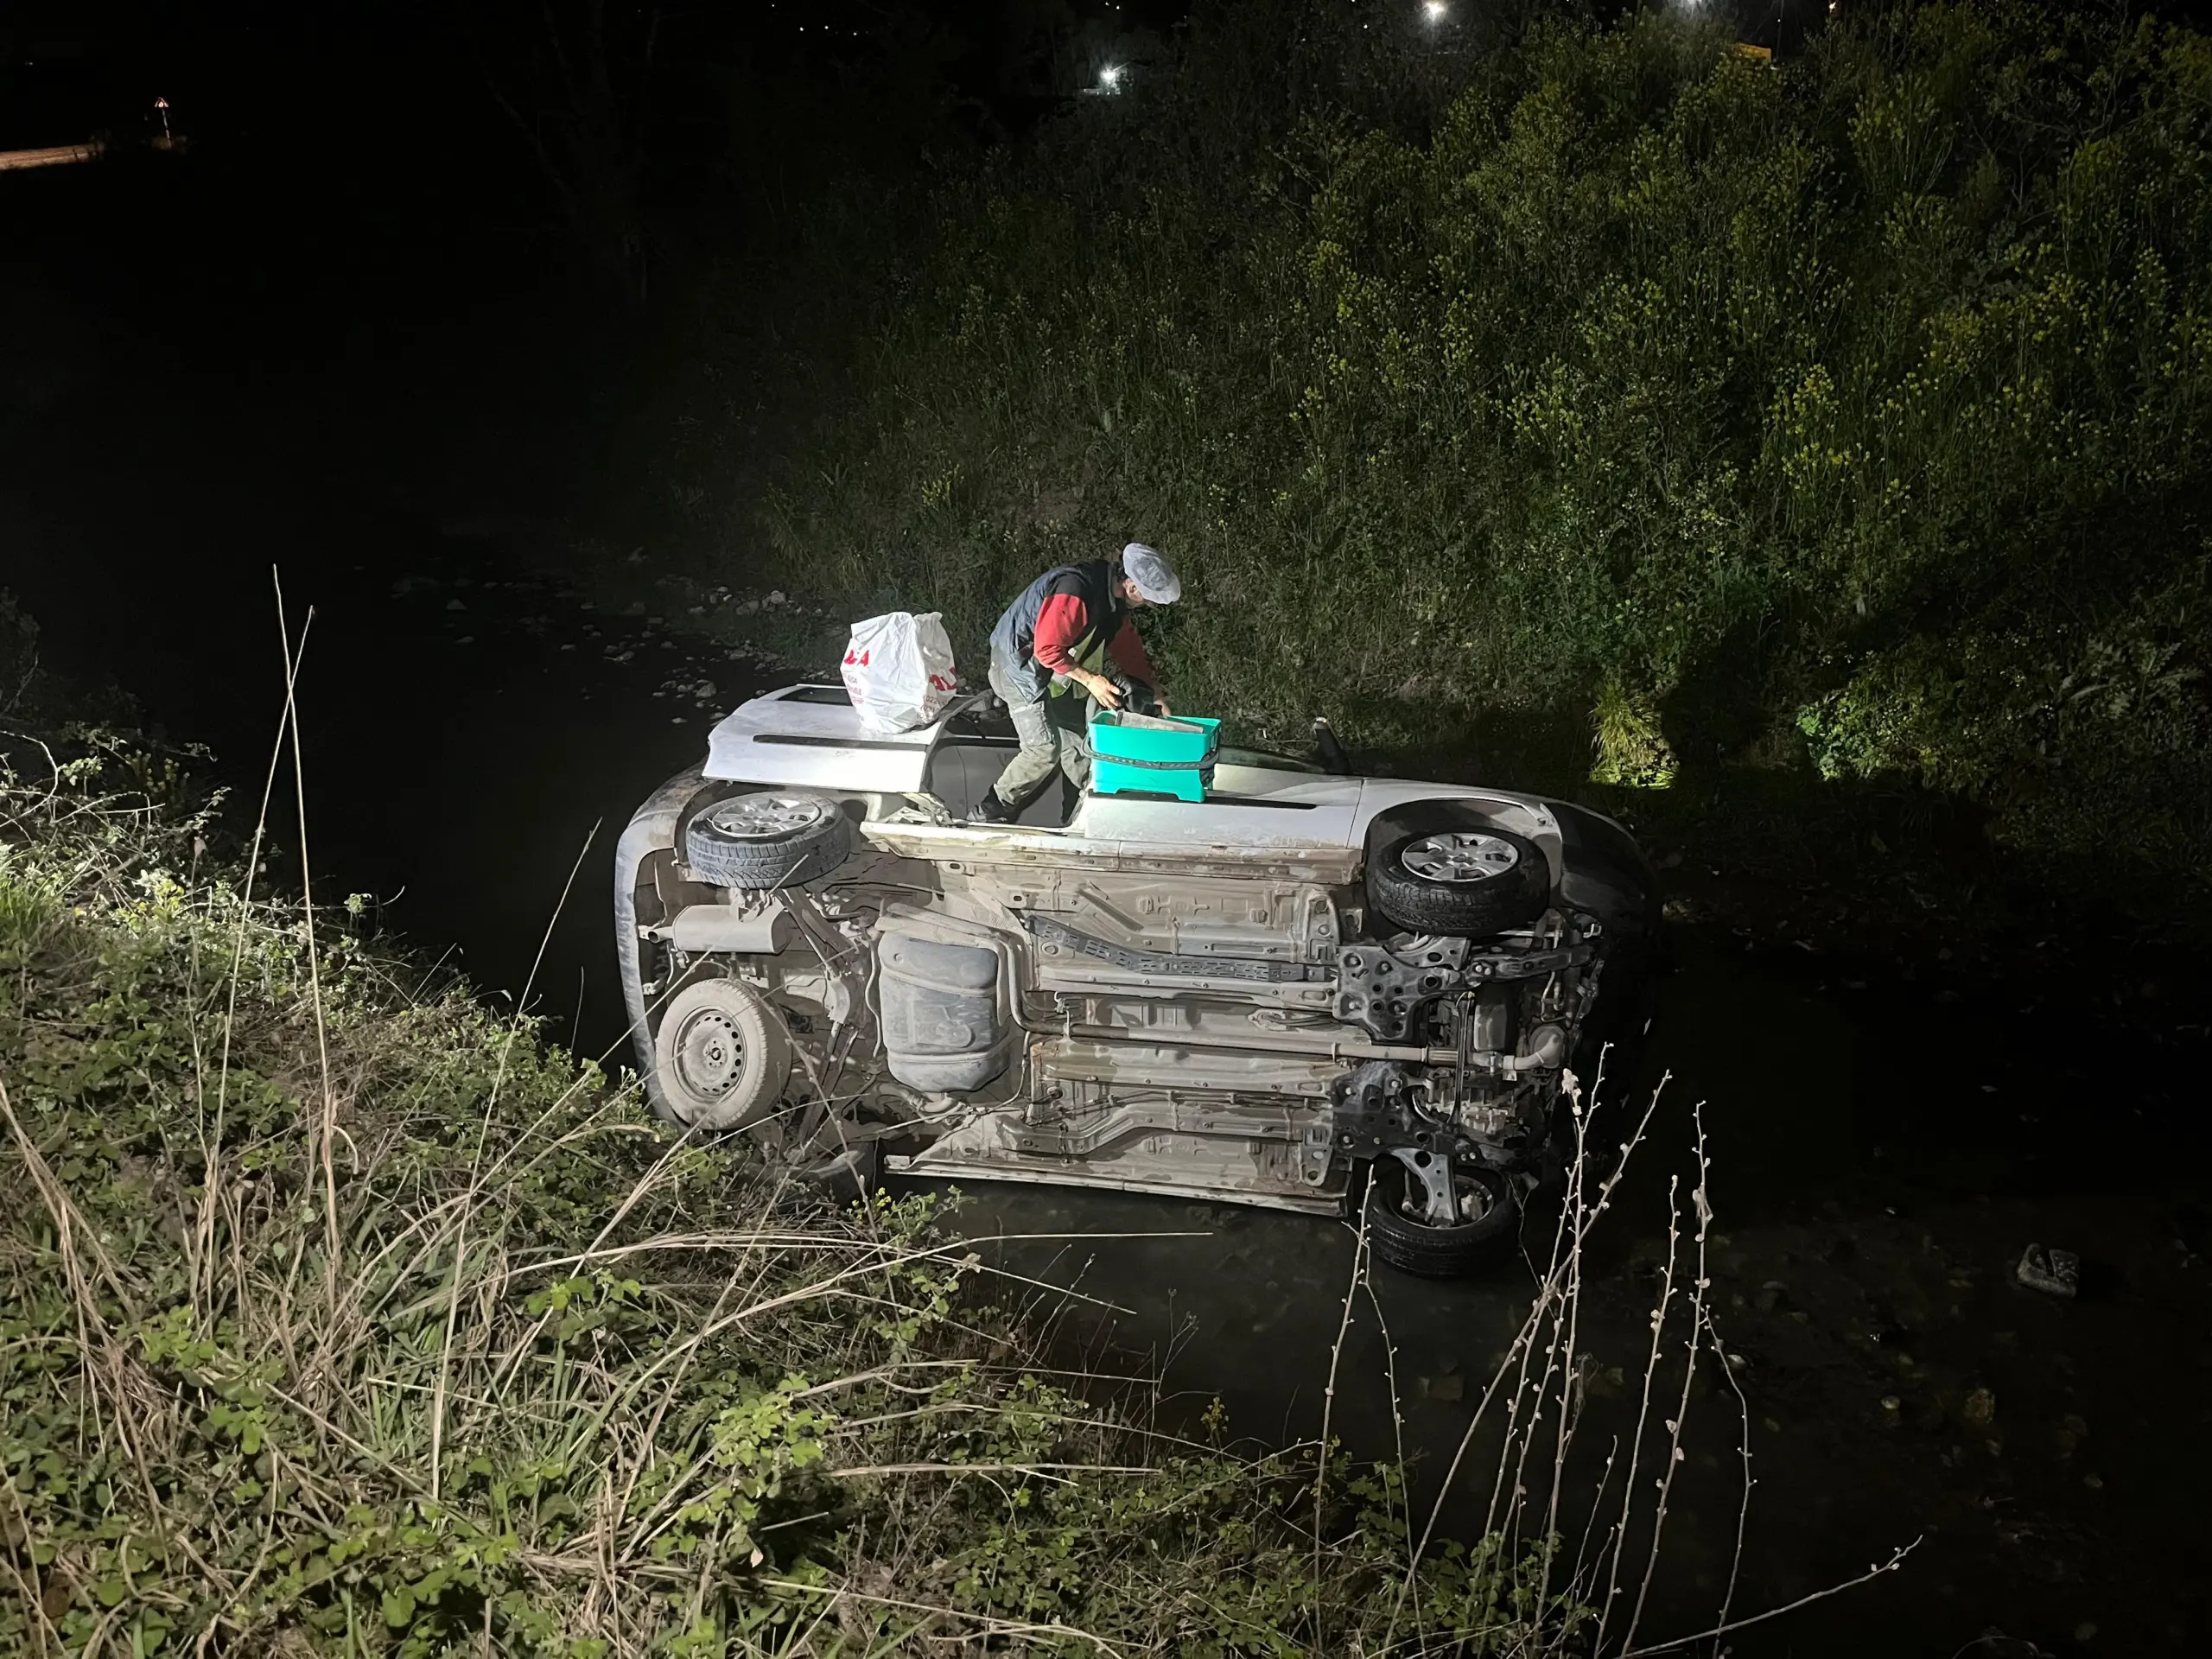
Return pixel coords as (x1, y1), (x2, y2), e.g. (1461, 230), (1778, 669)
(703, 0), (2212, 878)
(0, 718), (1643, 1653)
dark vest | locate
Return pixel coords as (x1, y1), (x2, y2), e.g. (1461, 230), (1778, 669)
(988, 560), (1126, 695)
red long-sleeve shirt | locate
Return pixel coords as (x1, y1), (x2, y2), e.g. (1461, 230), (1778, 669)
(1032, 591), (1158, 684)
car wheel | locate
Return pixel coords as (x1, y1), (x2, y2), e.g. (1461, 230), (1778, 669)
(1368, 826), (1549, 938)
(650, 976), (791, 1131)
(684, 790), (850, 889)
(1363, 1154), (1520, 1278)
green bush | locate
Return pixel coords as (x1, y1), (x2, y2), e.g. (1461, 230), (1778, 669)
(719, 0), (2212, 874)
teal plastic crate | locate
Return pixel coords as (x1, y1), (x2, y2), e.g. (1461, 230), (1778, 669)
(1087, 711), (1221, 802)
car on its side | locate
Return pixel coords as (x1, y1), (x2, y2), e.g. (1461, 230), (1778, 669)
(615, 684), (1658, 1275)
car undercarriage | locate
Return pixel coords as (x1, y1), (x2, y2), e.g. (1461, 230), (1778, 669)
(617, 687), (1657, 1276)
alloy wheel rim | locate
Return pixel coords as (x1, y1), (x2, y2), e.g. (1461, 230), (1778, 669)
(1392, 1157), (1499, 1229)
(1402, 831), (1519, 885)
(705, 793), (827, 841)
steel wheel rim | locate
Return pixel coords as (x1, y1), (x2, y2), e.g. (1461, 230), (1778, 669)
(1402, 831), (1519, 885)
(672, 1006), (747, 1099)
(704, 793), (827, 841)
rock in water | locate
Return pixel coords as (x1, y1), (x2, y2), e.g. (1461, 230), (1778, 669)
(2015, 1244), (2079, 1298)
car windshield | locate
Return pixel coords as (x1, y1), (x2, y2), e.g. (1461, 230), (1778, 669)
(1218, 746), (1322, 774)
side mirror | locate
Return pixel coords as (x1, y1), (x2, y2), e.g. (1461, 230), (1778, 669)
(1313, 717), (1351, 775)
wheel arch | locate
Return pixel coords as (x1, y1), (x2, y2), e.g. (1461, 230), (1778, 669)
(1544, 799), (1661, 941)
(617, 766), (710, 1103)
(620, 771), (867, 1124)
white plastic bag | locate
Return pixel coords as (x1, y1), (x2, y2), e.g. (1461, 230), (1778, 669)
(841, 611), (957, 734)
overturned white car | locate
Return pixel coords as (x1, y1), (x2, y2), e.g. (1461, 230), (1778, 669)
(615, 685), (1659, 1275)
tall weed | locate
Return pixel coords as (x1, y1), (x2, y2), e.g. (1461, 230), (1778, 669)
(0, 737), (1642, 1655)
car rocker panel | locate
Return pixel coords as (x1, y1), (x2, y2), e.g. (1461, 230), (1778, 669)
(617, 685), (1656, 1276)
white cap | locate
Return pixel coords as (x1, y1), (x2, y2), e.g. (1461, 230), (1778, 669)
(1120, 543), (1180, 603)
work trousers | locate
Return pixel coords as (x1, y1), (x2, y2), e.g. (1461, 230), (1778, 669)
(988, 649), (1090, 808)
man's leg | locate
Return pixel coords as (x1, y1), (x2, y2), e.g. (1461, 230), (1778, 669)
(987, 653), (1061, 810)
(1048, 689), (1091, 797)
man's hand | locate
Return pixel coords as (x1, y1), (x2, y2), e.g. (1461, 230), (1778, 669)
(1077, 671), (1122, 711)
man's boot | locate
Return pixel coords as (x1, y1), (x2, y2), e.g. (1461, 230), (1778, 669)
(969, 791), (1015, 824)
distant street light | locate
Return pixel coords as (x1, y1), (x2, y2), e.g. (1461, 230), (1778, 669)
(1098, 64), (1124, 93)
(1422, 0), (1448, 23)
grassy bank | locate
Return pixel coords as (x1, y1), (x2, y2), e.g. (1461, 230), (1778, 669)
(0, 727), (1653, 1654)
(664, 0), (2212, 886)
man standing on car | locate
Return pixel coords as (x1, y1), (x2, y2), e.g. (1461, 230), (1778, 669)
(972, 543), (1179, 823)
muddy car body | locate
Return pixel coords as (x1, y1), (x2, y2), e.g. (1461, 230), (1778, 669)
(616, 684), (1658, 1274)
